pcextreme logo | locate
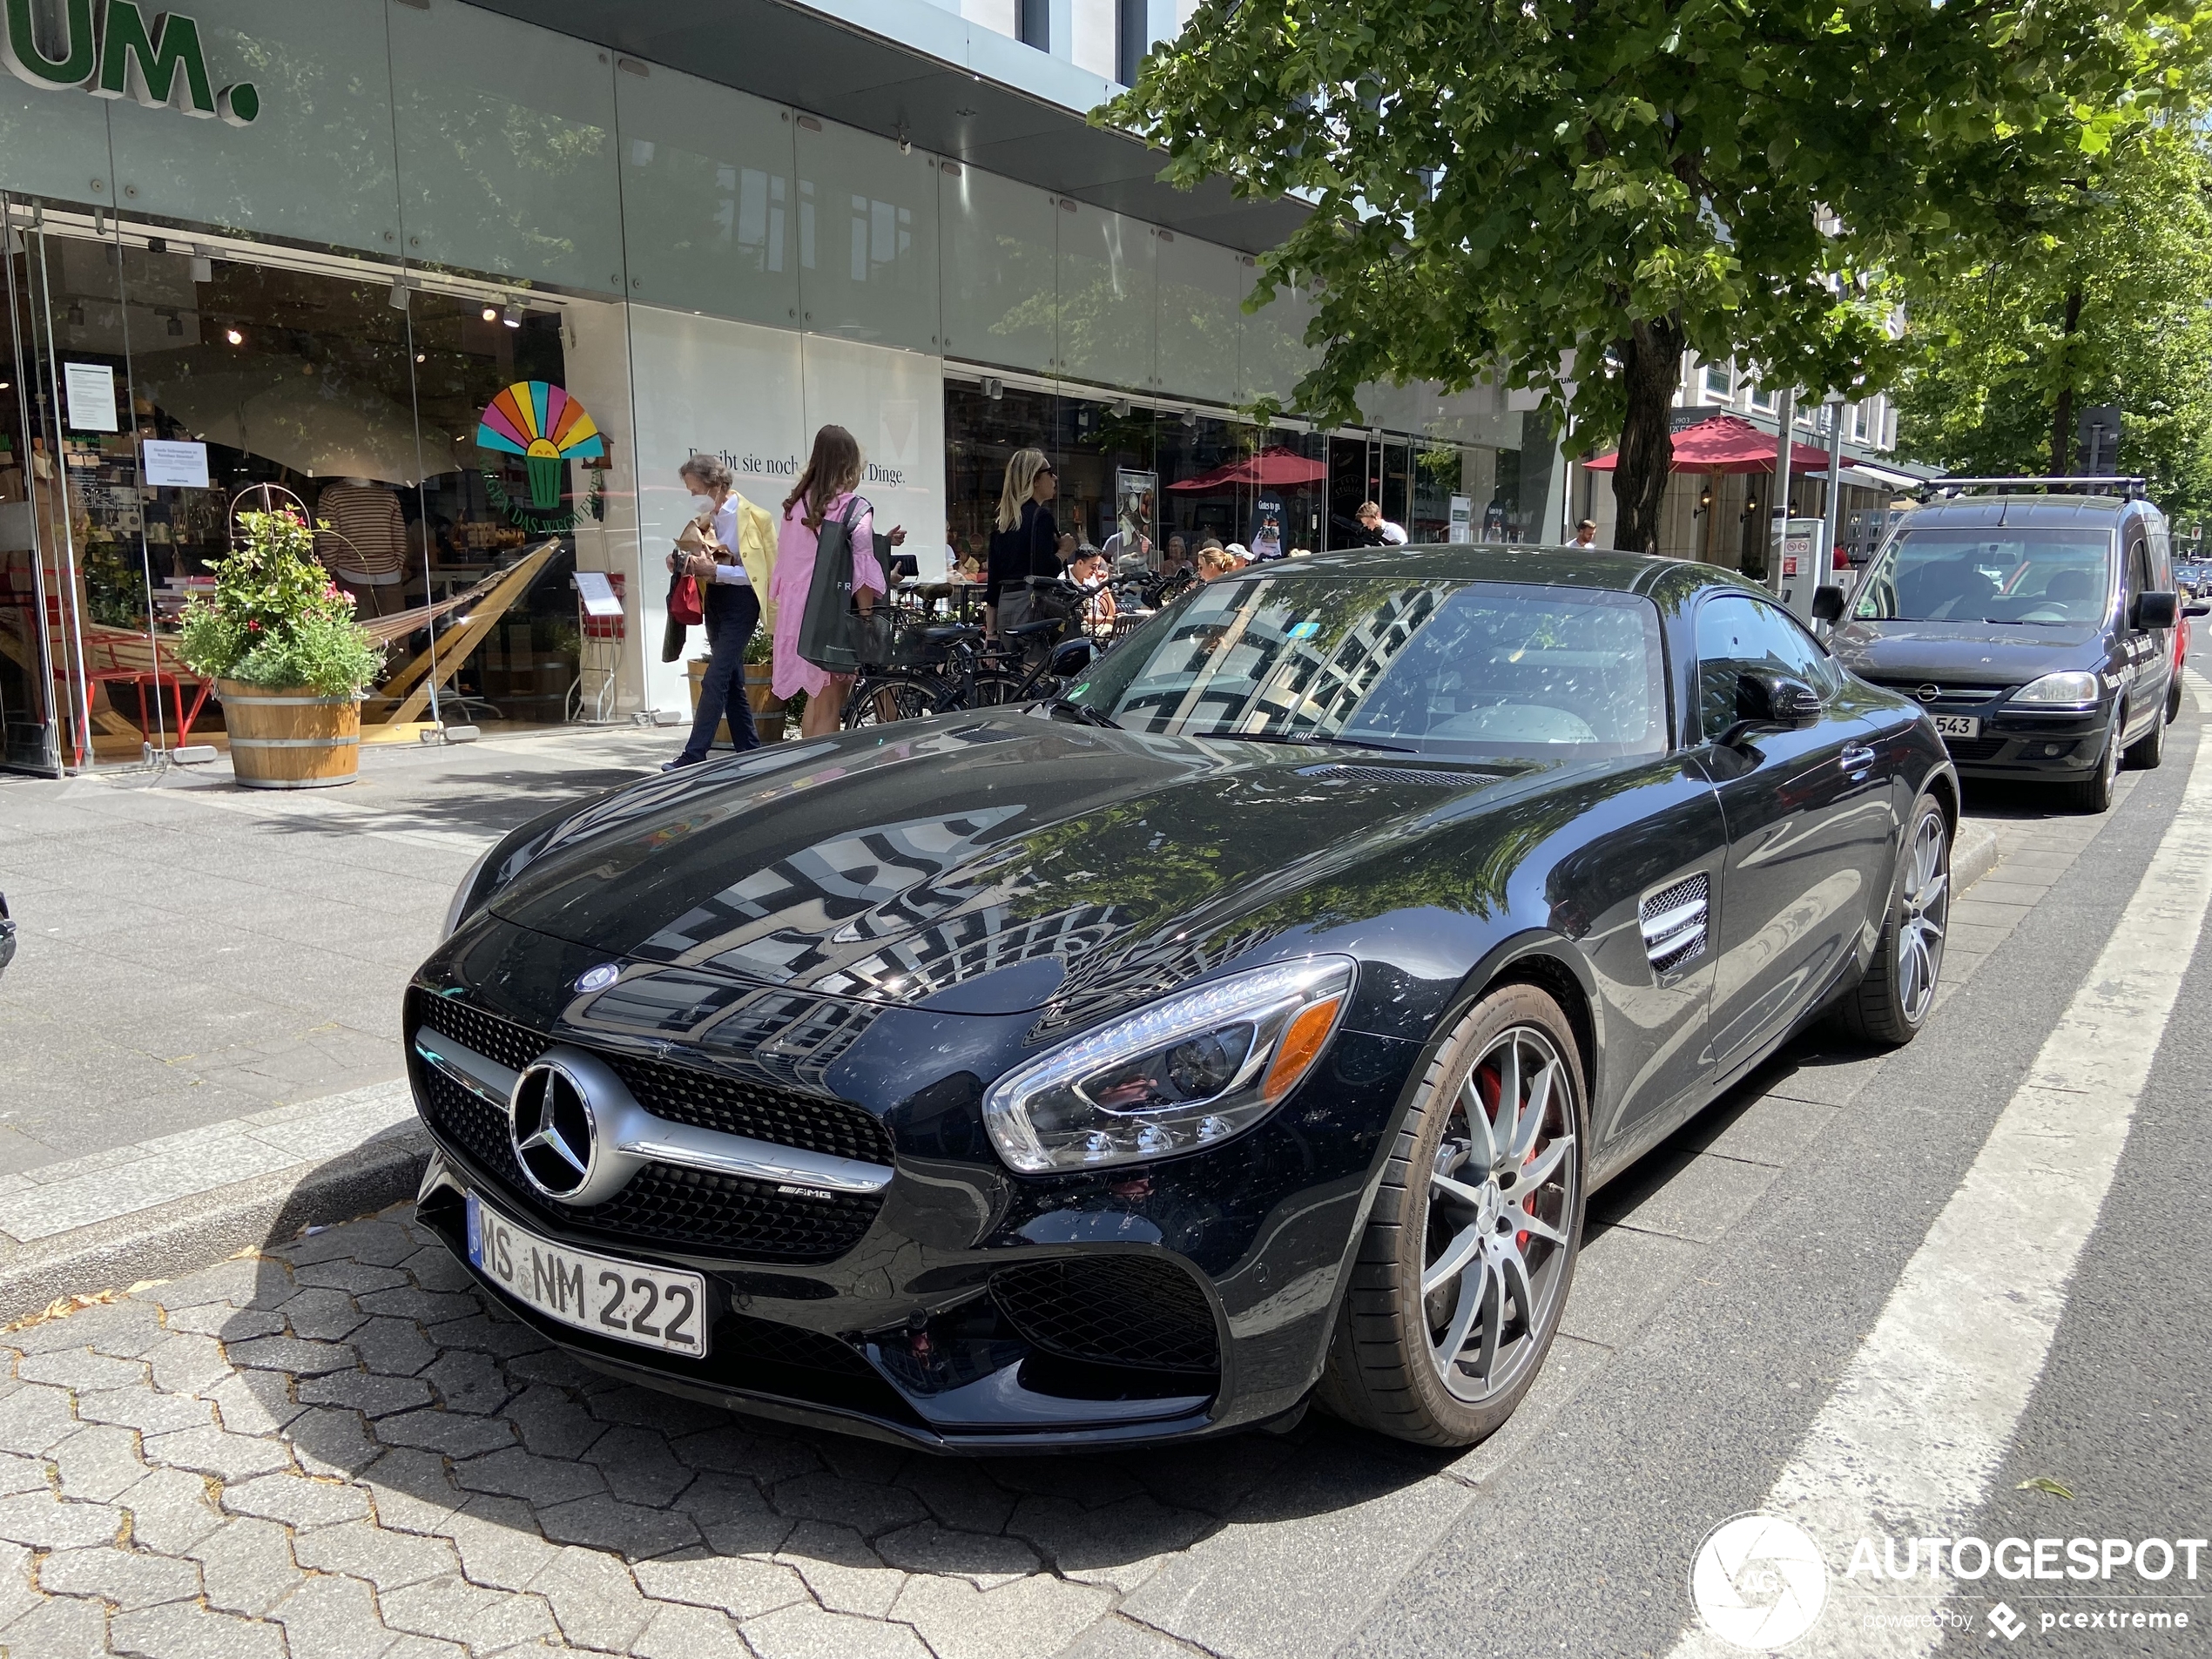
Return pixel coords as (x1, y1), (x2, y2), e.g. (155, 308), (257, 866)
(2, 0), (259, 125)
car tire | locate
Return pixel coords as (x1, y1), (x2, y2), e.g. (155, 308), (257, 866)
(1316, 981), (1587, 1448)
(2065, 711), (2123, 813)
(2167, 674), (2184, 725)
(2127, 698), (2167, 770)
(1833, 793), (1950, 1048)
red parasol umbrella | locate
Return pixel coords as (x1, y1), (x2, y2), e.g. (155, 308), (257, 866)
(1167, 445), (1328, 491)
(1583, 414), (1833, 475)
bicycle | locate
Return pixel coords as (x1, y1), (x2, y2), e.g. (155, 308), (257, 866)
(840, 588), (1092, 730)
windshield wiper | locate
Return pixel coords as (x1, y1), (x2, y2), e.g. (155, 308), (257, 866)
(1047, 697), (1120, 729)
(1190, 729), (1416, 753)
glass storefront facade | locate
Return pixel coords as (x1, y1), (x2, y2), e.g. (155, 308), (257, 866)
(0, 0), (1531, 774)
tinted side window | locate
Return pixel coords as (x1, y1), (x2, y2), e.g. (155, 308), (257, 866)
(1696, 595), (1838, 740)
(2126, 535), (2151, 600)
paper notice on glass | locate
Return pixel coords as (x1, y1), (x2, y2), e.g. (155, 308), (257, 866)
(142, 439), (211, 489)
(64, 362), (119, 433)
(573, 570), (624, 617)
(1448, 496), (1473, 543)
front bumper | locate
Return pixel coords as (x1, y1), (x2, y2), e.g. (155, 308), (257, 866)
(1934, 714), (2107, 780)
(405, 964), (1422, 1453)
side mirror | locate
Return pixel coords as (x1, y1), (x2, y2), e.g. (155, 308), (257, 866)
(1724, 671), (1821, 745)
(2132, 590), (2179, 631)
(2187, 601), (2211, 618)
(1811, 584), (1846, 623)
(1049, 638), (1096, 678)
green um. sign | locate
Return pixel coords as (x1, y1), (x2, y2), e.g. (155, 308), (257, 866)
(2, 0), (259, 125)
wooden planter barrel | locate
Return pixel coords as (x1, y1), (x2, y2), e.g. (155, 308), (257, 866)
(216, 681), (361, 789)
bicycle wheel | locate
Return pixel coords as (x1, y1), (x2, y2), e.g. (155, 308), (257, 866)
(964, 671), (1027, 710)
(842, 675), (932, 730)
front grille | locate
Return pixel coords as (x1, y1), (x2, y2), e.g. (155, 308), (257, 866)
(415, 992), (547, 1075)
(1944, 737), (2007, 762)
(1867, 679), (2013, 706)
(408, 990), (894, 1166)
(415, 1069), (880, 1264)
(991, 1255), (1218, 1374)
(604, 1052), (894, 1167)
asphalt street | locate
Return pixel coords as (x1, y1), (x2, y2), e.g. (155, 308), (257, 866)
(0, 705), (2202, 1657)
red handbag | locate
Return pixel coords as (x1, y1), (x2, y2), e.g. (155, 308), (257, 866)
(667, 571), (704, 625)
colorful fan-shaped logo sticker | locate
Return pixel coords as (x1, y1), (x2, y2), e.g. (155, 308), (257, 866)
(475, 381), (605, 509)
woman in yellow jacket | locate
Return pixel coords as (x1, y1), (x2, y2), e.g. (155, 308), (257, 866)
(665, 454), (778, 769)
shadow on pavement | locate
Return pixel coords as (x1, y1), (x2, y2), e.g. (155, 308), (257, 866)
(197, 1188), (1453, 1597)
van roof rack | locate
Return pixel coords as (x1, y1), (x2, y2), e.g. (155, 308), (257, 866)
(1916, 475), (2148, 501)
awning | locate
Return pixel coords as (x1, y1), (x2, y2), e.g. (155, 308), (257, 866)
(1584, 414), (1832, 476)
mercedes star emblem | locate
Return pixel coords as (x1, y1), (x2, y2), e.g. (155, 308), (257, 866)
(575, 963), (620, 994)
(509, 1061), (596, 1199)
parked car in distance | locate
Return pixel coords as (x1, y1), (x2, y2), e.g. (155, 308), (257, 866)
(407, 549), (1958, 1454)
(1833, 483), (2206, 812)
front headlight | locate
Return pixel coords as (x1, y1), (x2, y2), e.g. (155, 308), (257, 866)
(441, 843), (499, 941)
(2010, 671), (2102, 709)
(982, 956), (1354, 1174)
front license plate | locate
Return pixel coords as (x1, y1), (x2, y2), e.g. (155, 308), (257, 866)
(466, 1192), (708, 1358)
(1933, 715), (1980, 738)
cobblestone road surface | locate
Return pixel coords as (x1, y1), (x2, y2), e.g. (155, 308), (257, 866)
(0, 1208), (1439, 1659)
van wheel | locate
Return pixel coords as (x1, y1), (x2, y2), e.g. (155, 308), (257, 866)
(2167, 675), (2184, 724)
(2126, 700), (2166, 770)
(2066, 712), (2123, 813)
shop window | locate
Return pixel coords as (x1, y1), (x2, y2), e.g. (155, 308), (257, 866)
(1155, 232), (1239, 405)
(1056, 201), (1156, 392)
(1703, 358), (1732, 401)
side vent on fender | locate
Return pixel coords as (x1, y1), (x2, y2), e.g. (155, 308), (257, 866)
(1640, 873), (1710, 974)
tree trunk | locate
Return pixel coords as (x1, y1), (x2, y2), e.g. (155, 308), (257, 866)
(2048, 287), (2083, 475)
(1612, 314), (1685, 553)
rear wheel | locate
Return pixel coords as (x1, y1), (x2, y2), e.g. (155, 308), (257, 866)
(1318, 983), (1586, 1448)
(2065, 710), (2123, 813)
(841, 675), (932, 730)
(2126, 697), (2167, 770)
(1833, 794), (1949, 1047)
(961, 671), (1027, 711)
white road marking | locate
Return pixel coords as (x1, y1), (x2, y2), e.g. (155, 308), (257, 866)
(1669, 682), (2212, 1657)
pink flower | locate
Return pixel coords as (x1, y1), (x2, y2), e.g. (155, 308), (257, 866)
(247, 619), (261, 631)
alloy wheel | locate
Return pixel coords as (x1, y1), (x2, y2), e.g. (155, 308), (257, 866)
(1423, 1026), (1578, 1404)
(1896, 810), (1949, 1024)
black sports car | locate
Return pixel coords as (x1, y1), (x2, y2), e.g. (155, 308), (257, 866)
(408, 548), (1955, 1452)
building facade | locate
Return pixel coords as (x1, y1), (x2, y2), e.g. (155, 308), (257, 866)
(0, 0), (1545, 773)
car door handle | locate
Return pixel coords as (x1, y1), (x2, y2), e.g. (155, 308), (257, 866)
(1840, 743), (1876, 772)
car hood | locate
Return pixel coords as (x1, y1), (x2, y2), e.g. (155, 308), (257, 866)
(484, 715), (1540, 1017)
(1830, 617), (2102, 685)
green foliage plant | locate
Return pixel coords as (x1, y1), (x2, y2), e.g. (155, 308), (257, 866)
(176, 508), (384, 697)
(1103, 0), (2205, 552)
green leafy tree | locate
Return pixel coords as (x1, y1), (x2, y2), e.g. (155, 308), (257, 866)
(1892, 121), (2212, 518)
(1103, 0), (2201, 551)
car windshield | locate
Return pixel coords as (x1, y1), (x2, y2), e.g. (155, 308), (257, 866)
(1062, 576), (1669, 759)
(1852, 528), (2114, 626)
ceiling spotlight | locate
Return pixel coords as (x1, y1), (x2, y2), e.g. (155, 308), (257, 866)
(481, 305), (498, 322)
(502, 302), (523, 328)
(189, 254), (212, 283)
(0, 381), (10, 393)
(226, 327), (244, 346)
(415, 352), (427, 364)
(1181, 408), (1197, 428)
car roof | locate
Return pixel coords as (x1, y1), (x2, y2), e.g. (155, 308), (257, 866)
(1904, 495), (2150, 531)
(1237, 543), (1742, 605)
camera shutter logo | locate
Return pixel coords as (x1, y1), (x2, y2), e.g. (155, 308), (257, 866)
(1690, 1514), (1829, 1650)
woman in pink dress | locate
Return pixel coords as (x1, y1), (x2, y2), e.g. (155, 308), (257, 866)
(771, 425), (902, 736)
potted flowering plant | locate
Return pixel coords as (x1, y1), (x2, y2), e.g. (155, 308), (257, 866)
(177, 508), (384, 788)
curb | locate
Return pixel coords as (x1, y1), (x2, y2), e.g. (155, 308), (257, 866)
(1954, 820), (2000, 895)
(0, 1123), (429, 1325)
